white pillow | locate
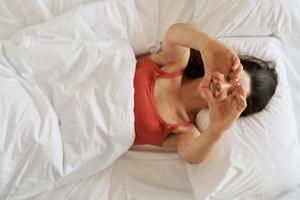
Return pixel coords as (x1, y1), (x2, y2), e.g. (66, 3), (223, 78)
(187, 37), (300, 199)
(192, 0), (300, 47)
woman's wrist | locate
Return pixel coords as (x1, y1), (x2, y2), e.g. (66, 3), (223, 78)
(205, 124), (225, 140)
(198, 35), (214, 52)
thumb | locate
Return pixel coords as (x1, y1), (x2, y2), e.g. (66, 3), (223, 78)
(202, 87), (215, 107)
(201, 72), (211, 88)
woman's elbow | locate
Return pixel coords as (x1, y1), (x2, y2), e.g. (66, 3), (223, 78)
(180, 153), (206, 165)
(185, 158), (204, 165)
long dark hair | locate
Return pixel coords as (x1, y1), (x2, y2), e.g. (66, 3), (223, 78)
(184, 49), (278, 117)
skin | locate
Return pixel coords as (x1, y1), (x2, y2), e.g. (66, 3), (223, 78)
(131, 23), (249, 164)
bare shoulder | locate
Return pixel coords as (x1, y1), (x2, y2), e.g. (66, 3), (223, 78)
(162, 125), (201, 150)
(150, 45), (190, 73)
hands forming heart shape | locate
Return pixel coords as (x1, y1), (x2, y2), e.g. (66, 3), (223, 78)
(199, 38), (247, 135)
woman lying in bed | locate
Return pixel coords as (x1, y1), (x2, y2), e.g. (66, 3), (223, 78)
(132, 23), (278, 164)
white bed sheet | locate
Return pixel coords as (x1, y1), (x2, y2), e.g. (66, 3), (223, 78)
(27, 150), (195, 200)
(0, 1), (139, 199)
(1, 0), (300, 200)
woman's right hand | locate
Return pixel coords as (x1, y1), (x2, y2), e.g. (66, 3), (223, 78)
(202, 77), (247, 136)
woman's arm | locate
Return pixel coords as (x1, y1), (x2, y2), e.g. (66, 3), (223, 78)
(151, 23), (213, 72)
(152, 23), (240, 76)
(176, 125), (222, 164)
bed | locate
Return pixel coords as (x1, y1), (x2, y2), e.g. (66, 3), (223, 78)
(0, 0), (300, 199)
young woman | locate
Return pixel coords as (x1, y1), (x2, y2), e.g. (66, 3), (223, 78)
(132, 23), (278, 164)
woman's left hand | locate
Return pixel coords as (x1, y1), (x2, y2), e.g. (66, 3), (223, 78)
(201, 38), (240, 76)
(202, 80), (247, 135)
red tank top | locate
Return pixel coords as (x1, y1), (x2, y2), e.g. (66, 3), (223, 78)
(133, 57), (193, 146)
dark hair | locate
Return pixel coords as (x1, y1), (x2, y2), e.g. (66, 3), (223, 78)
(184, 49), (278, 117)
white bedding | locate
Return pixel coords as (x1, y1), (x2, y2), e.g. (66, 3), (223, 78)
(0, 0), (300, 200)
(0, 1), (139, 199)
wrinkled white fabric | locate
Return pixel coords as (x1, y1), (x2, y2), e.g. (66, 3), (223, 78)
(0, 1), (142, 199)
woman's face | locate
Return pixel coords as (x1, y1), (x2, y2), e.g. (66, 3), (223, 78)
(208, 70), (251, 101)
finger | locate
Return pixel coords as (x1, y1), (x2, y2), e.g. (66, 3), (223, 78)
(233, 89), (240, 103)
(233, 91), (246, 108)
(202, 87), (216, 106)
(201, 72), (211, 88)
(236, 82), (246, 97)
(211, 71), (221, 81)
(236, 94), (243, 106)
(237, 95), (247, 111)
(232, 64), (243, 80)
(239, 94), (247, 107)
(230, 88), (242, 107)
(220, 92), (235, 107)
(232, 61), (240, 71)
(235, 65), (243, 76)
(229, 72), (238, 84)
(232, 80), (245, 96)
(232, 49), (240, 61)
(231, 52), (240, 68)
(228, 92), (236, 103)
(220, 94), (236, 116)
(232, 63), (242, 73)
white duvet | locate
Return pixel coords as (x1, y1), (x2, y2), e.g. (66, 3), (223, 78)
(1, 0), (300, 200)
(0, 1), (140, 199)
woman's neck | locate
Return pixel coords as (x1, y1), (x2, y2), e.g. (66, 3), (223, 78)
(178, 77), (208, 119)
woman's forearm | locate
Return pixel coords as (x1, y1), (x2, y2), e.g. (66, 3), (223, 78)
(180, 128), (223, 164)
(165, 23), (213, 52)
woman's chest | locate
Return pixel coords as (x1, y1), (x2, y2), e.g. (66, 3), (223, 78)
(153, 77), (184, 124)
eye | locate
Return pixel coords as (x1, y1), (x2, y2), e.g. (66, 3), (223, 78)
(225, 75), (231, 82)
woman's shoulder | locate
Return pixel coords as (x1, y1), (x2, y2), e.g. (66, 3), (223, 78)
(171, 123), (200, 135)
(162, 124), (201, 150)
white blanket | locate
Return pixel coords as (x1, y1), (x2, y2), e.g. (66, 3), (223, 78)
(0, 1), (140, 199)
